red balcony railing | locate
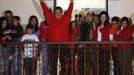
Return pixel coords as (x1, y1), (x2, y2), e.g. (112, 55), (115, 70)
(0, 41), (134, 75)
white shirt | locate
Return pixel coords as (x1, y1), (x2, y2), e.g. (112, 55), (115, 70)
(21, 34), (39, 58)
(97, 25), (104, 41)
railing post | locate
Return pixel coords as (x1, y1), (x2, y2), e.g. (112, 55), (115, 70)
(84, 44), (86, 75)
(96, 44), (99, 75)
(71, 46), (74, 75)
(19, 43), (23, 75)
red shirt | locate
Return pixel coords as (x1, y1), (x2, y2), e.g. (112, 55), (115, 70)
(70, 25), (79, 42)
(97, 23), (112, 49)
(40, 2), (73, 42)
(39, 21), (50, 41)
(91, 23), (111, 49)
(114, 26), (133, 49)
(91, 25), (98, 41)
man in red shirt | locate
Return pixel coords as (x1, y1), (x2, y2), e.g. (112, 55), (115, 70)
(40, 0), (73, 42)
(39, 0), (74, 74)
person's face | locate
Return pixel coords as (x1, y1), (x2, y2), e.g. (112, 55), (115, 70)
(54, 9), (63, 19)
(94, 16), (99, 24)
(2, 20), (8, 29)
(27, 29), (33, 34)
(112, 21), (119, 27)
(121, 21), (127, 28)
(31, 18), (37, 26)
(86, 14), (93, 22)
(5, 13), (13, 21)
(13, 19), (19, 26)
(100, 14), (107, 24)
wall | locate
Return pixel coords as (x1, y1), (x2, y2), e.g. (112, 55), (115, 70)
(108, 0), (120, 17)
(108, 0), (134, 23)
(119, 0), (134, 24)
(119, 0), (134, 17)
(0, 0), (134, 24)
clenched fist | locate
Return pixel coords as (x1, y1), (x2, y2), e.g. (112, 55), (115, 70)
(70, 0), (74, 3)
(40, 0), (43, 2)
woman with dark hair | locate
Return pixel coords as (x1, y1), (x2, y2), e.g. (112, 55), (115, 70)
(0, 17), (10, 42)
(0, 16), (11, 75)
(28, 15), (39, 36)
(97, 11), (111, 75)
(114, 16), (134, 75)
(109, 16), (121, 75)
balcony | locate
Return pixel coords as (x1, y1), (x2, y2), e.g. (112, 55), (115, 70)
(0, 41), (134, 75)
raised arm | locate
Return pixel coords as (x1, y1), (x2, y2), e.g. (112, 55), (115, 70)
(63, 0), (74, 19)
(40, 0), (54, 22)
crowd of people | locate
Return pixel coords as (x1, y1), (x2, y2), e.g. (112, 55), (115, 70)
(0, 0), (134, 75)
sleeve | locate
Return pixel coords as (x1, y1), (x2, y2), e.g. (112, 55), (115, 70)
(62, 2), (74, 21)
(35, 36), (39, 42)
(19, 26), (24, 36)
(40, 2), (54, 22)
(16, 26), (24, 37)
(21, 36), (24, 42)
(39, 22), (45, 40)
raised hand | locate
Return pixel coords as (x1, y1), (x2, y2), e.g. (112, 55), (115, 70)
(40, 0), (43, 2)
(70, 0), (74, 3)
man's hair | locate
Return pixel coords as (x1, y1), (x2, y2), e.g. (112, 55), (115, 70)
(5, 10), (13, 15)
(121, 16), (129, 25)
(26, 24), (34, 29)
(54, 7), (63, 13)
(111, 16), (120, 23)
(13, 16), (20, 21)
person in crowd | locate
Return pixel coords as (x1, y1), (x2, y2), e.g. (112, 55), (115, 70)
(97, 11), (111, 75)
(10, 16), (23, 75)
(39, 19), (50, 75)
(88, 14), (99, 75)
(0, 17), (10, 42)
(93, 14), (99, 26)
(78, 11), (94, 75)
(75, 14), (84, 41)
(110, 16), (121, 75)
(39, 20), (49, 42)
(12, 16), (23, 41)
(39, 0), (73, 42)
(69, 21), (79, 75)
(0, 16), (23, 75)
(39, 0), (73, 74)
(28, 15), (39, 36)
(4, 10), (14, 29)
(0, 16), (11, 75)
(69, 21), (80, 42)
(109, 16), (120, 41)
(80, 11), (94, 41)
(21, 24), (39, 75)
(90, 15), (99, 41)
(114, 16), (134, 75)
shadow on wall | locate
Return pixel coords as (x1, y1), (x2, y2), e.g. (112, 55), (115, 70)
(32, 0), (44, 20)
